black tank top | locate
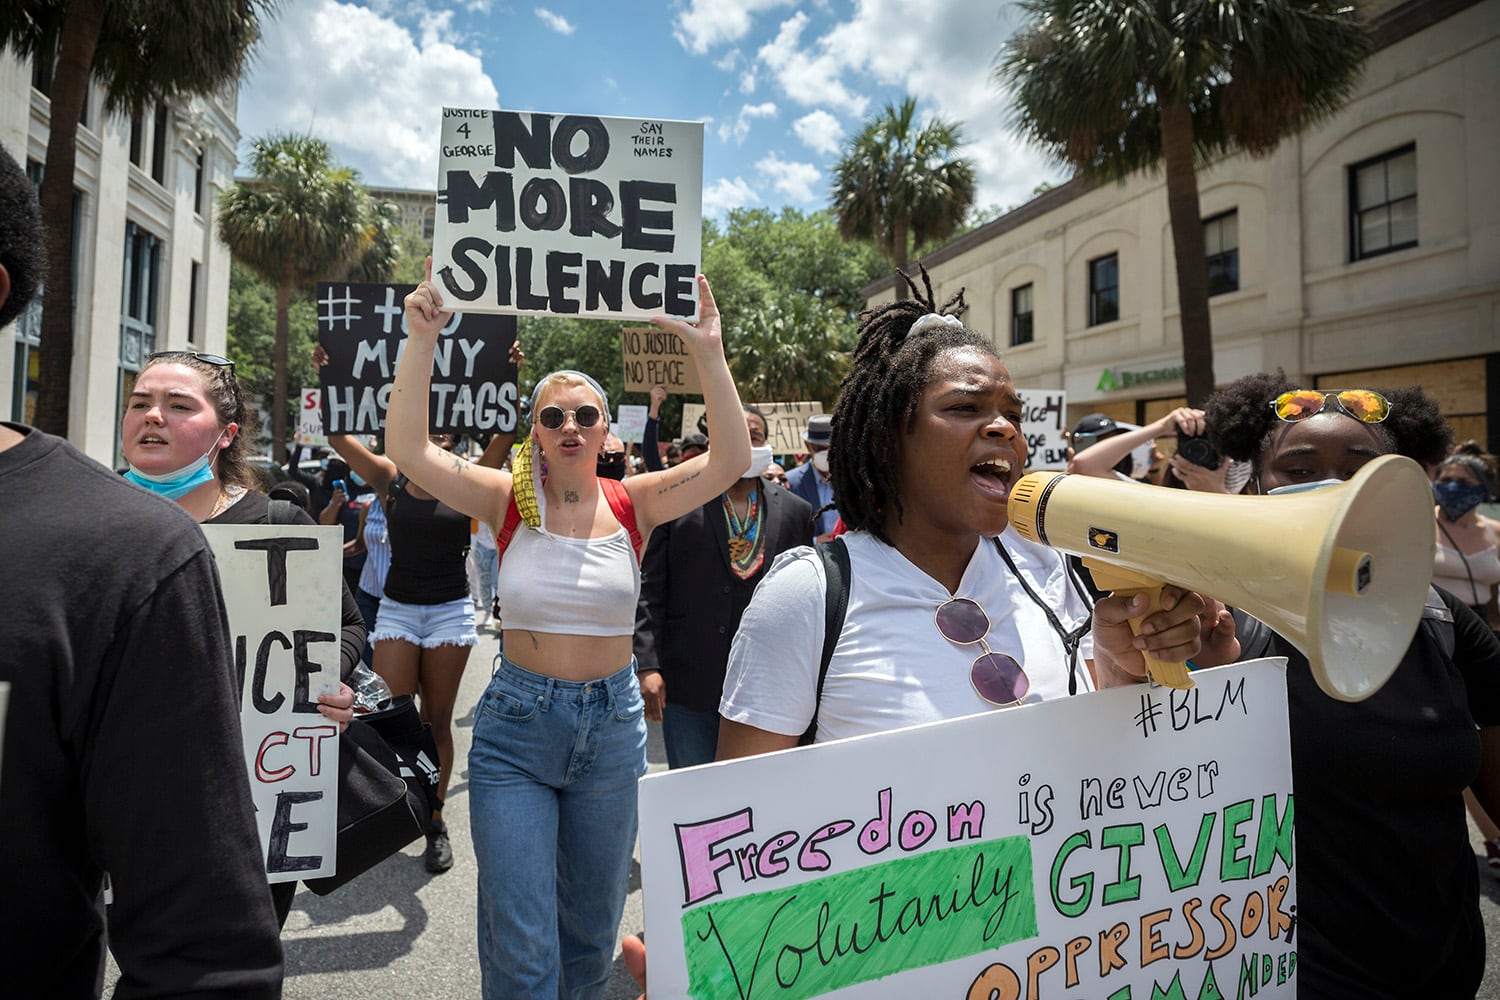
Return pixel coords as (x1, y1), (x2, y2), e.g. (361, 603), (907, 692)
(383, 475), (471, 605)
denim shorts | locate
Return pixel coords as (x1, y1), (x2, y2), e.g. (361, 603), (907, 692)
(370, 594), (478, 648)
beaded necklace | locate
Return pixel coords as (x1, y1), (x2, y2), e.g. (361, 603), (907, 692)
(722, 485), (766, 579)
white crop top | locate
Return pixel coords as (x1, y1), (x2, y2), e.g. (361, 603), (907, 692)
(1433, 541), (1500, 607)
(495, 525), (641, 636)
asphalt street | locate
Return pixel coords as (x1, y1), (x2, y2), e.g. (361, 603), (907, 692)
(110, 622), (1500, 996)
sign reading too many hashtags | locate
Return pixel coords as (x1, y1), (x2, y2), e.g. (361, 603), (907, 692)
(316, 282), (519, 435)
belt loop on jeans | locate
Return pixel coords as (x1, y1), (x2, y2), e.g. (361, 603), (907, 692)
(540, 675), (555, 712)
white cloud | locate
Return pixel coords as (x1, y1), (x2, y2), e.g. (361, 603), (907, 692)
(756, 154), (821, 203)
(673, 0), (795, 55)
(792, 110), (842, 155)
(756, 12), (868, 118)
(750, 0), (1061, 214)
(716, 101), (778, 145)
(534, 7), (575, 35)
(739, 69), (757, 94)
(236, 0), (499, 188)
(703, 176), (759, 216)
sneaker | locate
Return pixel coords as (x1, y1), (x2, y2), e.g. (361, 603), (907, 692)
(1486, 838), (1500, 874)
(425, 821), (454, 873)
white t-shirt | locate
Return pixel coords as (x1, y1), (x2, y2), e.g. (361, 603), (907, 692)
(720, 527), (1095, 743)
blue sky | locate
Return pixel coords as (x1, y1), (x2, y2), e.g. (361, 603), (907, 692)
(237, 0), (1066, 221)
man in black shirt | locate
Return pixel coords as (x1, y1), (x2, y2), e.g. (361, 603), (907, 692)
(0, 143), (282, 996)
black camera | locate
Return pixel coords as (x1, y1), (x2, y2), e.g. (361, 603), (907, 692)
(1176, 432), (1222, 469)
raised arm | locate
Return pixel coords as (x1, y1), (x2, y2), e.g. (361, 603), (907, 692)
(326, 433), (396, 497)
(1069, 407), (1205, 479)
(641, 385), (666, 472)
(624, 276), (750, 536)
(387, 259), (513, 528)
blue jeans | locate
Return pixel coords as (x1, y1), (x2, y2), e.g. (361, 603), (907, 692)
(662, 703), (720, 769)
(470, 655), (647, 999)
(473, 540), (498, 612)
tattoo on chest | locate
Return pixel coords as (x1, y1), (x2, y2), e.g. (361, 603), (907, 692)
(564, 490), (580, 503)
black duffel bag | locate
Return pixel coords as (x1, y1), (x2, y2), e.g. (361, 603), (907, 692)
(304, 695), (440, 895)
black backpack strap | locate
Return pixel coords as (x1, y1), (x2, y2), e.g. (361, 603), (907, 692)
(799, 537), (850, 746)
(266, 498), (296, 525)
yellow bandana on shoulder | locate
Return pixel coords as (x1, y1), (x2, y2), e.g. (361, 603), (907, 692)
(512, 436), (542, 529)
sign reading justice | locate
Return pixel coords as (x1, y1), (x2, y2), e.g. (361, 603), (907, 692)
(432, 108), (704, 321)
(639, 659), (1297, 999)
(205, 524), (345, 884)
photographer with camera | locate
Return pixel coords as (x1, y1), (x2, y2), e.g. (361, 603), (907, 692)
(1069, 406), (1247, 493)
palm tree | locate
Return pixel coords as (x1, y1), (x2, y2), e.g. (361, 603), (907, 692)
(0, 0), (275, 437)
(217, 134), (398, 462)
(731, 292), (853, 406)
(831, 97), (976, 298)
(996, 0), (1369, 405)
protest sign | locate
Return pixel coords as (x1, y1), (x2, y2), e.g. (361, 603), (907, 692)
(681, 401), (823, 456)
(615, 404), (648, 445)
(316, 282), (518, 435)
(205, 524), (345, 884)
(622, 325), (701, 393)
(432, 108), (705, 321)
(1018, 388), (1068, 470)
(640, 658), (1296, 999)
(297, 387), (328, 448)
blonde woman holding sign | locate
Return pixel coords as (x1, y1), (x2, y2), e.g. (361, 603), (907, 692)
(390, 261), (749, 1000)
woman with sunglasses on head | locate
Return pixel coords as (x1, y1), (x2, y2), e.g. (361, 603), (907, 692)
(390, 263), (750, 1000)
(1201, 372), (1500, 1000)
(714, 270), (1212, 753)
(119, 350), (361, 926)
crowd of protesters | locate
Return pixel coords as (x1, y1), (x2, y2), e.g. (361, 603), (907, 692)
(3, 135), (1500, 1000)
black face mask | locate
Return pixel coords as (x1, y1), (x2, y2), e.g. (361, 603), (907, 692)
(597, 454), (627, 480)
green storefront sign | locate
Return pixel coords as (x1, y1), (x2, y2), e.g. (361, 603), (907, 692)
(1096, 365), (1185, 392)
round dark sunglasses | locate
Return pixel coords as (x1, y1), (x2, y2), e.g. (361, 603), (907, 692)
(935, 597), (1030, 706)
(537, 404), (603, 430)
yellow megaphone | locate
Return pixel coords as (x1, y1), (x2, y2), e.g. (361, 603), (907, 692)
(1007, 454), (1435, 702)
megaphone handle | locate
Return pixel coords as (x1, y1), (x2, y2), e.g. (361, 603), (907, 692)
(1081, 560), (1195, 691)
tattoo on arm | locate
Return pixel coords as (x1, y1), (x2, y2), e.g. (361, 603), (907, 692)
(656, 469), (702, 496)
(564, 490), (580, 504)
(449, 455), (466, 475)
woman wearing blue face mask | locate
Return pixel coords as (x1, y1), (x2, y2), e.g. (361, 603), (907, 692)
(1200, 372), (1500, 1000)
(120, 351), (362, 927)
(1432, 447), (1500, 626)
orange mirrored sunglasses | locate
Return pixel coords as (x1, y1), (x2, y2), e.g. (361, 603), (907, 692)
(1270, 389), (1391, 424)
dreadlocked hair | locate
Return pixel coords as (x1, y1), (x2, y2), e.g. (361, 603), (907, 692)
(1205, 371), (1452, 476)
(829, 265), (999, 543)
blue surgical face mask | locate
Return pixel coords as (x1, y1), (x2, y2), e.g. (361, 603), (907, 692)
(1434, 480), (1487, 522)
(1265, 478), (1345, 496)
(124, 432), (226, 500)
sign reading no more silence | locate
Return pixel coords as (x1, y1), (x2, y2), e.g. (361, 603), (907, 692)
(432, 108), (705, 321)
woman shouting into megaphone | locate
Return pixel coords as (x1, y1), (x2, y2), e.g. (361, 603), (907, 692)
(714, 267), (1225, 753)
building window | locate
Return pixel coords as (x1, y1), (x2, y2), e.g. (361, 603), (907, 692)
(118, 222), (162, 463)
(1350, 145), (1416, 260)
(1204, 210), (1239, 296)
(151, 103), (169, 185)
(1010, 283), (1034, 347)
(422, 208), (436, 241)
(1088, 254), (1119, 326)
(188, 261), (201, 345)
(194, 150), (206, 215)
(129, 113), (145, 167)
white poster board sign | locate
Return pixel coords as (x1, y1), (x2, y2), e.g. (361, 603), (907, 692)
(205, 524), (344, 884)
(615, 404), (649, 445)
(640, 659), (1296, 999)
(681, 401), (824, 456)
(432, 108), (705, 321)
(297, 386), (328, 448)
(1019, 388), (1067, 470)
